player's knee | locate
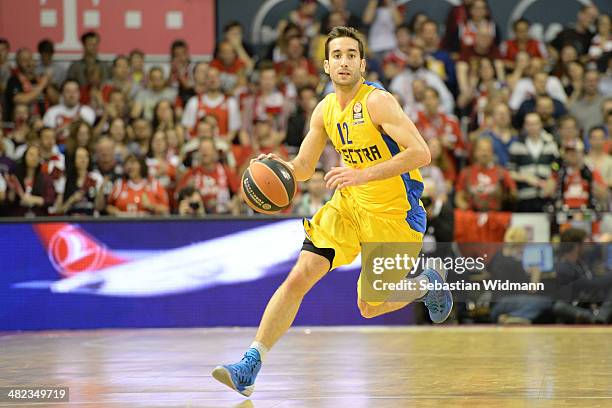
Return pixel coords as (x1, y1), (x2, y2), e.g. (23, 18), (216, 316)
(283, 255), (329, 297)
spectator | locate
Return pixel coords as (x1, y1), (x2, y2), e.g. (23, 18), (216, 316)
(128, 49), (146, 88)
(293, 168), (329, 216)
(419, 156), (448, 204)
(181, 67), (242, 145)
(421, 180), (454, 244)
(456, 25), (504, 89)
(274, 35), (318, 87)
(101, 55), (137, 103)
(588, 14), (612, 62)
(427, 136), (456, 190)
(442, 0), (472, 53)
(79, 63), (104, 115)
(105, 154), (169, 216)
(584, 126), (612, 188)
(177, 138), (239, 214)
(43, 79), (95, 146)
(362, 0), (403, 59)
(106, 117), (129, 163)
(177, 186), (205, 216)
(555, 138), (607, 210)
(58, 146), (103, 216)
(320, 0), (362, 34)
(38, 126), (65, 210)
(451, 0), (499, 54)
(552, 5), (599, 56)
(5, 103), (31, 159)
(131, 67), (177, 121)
(509, 62), (568, 111)
(286, 85), (317, 154)
(500, 19), (547, 66)
(266, 22), (303, 64)
(128, 118), (152, 157)
(66, 31), (110, 85)
(168, 39), (192, 91)
(178, 61), (208, 110)
(0, 129), (15, 176)
(415, 87), (465, 168)
(35, 39), (66, 87)
(210, 40), (249, 94)
(555, 115), (582, 150)
(7, 144), (55, 216)
(390, 46), (454, 115)
(508, 112), (559, 212)
(416, 20), (457, 94)
(64, 120), (94, 160)
(222, 21), (256, 59)
(93, 136), (123, 182)
(562, 61), (585, 105)
(535, 96), (566, 134)
(3, 48), (58, 123)
(286, 0), (320, 41)
(234, 116), (288, 173)
(455, 137), (517, 212)
(569, 69), (606, 133)
(480, 102), (518, 166)
(381, 24), (412, 81)
(242, 63), (290, 137)
(0, 38), (10, 97)
(146, 129), (179, 199)
(312, 10), (348, 71)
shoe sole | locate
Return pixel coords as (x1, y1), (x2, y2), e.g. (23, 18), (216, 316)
(211, 366), (254, 397)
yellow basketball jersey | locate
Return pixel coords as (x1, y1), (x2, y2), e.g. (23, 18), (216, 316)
(321, 80), (426, 233)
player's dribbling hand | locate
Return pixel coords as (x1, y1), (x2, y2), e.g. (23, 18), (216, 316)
(251, 153), (295, 173)
(324, 167), (368, 190)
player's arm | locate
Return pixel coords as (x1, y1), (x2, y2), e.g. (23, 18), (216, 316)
(254, 100), (328, 182)
(325, 90), (431, 189)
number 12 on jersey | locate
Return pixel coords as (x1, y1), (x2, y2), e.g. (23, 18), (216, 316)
(337, 122), (352, 145)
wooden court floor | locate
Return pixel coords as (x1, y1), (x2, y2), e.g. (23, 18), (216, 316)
(1, 326), (611, 407)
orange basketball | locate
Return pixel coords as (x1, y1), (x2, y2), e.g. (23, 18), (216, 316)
(241, 158), (297, 214)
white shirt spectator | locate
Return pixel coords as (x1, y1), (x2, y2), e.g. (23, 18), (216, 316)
(368, 7), (398, 53)
(43, 103), (95, 128)
(0, 173), (6, 194)
(390, 68), (454, 115)
(509, 77), (568, 110)
(134, 88), (177, 121)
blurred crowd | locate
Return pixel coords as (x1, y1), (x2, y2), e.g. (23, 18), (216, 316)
(0, 0), (610, 221)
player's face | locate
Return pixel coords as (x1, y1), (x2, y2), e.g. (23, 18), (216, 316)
(324, 37), (365, 87)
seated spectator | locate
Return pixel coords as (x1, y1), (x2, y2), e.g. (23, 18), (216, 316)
(222, 21), (256, 59)
(419, 159), (448, 204)
(176, 186), (205, 216)
(106, 154), (169, 216)
(5, 103), (31, 159)
(479, 102), (518, 166)
(555, 115), (582, 149)
(415, 19), (457, 95)
(427, 137), (456, 190)
(128, 118), (152, 157)
(106, 117), (129, 163)
(455, 137), (517, 212)
(35, 39), (66, 88)
(588, 14), (612, 63)
(177, 61), (208, 110)
(177, 138), (239, 214)
(585, 127), (612, 188)
(293, 168), (329, 216)
(415, 87), (466, 168)
(152, 99), (180, 133)
(441, 0), (470, 52)
(0, 170), (6, 212)
(508, 112), (559, 212)
(242, 63), (290, 138)
(286, 85), (317, 154)
(390, 46), (454, 115)
(274, 35), (317, 87)
(551, 44), (579, 80)
(64, 120), (94, 160)
(0, 38), (10, 97)
(286, 0), (320, 41)
(456, 26), (504, 94)
(0, 130), (15, 176)
(569, 69), (606, 133)
(265, 22), (302, 64)
(500, 19), (547, 67)
(58, 146), (103, 216)
(234, 116), (289, 173)
(320, 0), (362, 35)
(168, 39), (192, 92)
(131, 67), (177, 121)
(6, 144), (55, 216)
(93, 136), (123, 182)
(79, 64), (104, 115)
(181, 67), (242, 145)
(38, 127), (65, 209)
(312, 10), (348, 71)
(362, 0), (403, 59)
(210, 40), (250, 94)
(66, 31), (110, 85)
(128, 49), (146, 88)
(421, 181), (454, 245)
(146, 129), (179, 200)
(536, 95), (567, 134)
(101, 55), (138, 103)
(555, 138), (608, 210)
(562, 61), (585, 105)
(509, 62), (568, 111)
(382, 24), (412, 81)
(43, 79), (95, 146)
(552, 5), (599, 56)
(3, 48), (58, 123)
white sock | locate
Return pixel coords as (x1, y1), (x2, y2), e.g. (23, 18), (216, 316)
(249, 341), (269, 362)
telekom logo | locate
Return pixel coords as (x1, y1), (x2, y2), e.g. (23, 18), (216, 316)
(47, 225), (106, 276)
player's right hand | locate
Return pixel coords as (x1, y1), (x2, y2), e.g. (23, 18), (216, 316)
(251, 153), (295, 173)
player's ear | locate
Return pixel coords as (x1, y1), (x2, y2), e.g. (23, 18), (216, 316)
(323, 59), (330, 75)
(360, 58), (366, 74)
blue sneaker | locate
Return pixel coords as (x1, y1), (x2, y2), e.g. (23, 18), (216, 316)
(212, 348), (261, 397)
(418, 268), (453, 324)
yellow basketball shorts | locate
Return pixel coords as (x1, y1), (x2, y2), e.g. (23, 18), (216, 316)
(303, 189), (424, 305)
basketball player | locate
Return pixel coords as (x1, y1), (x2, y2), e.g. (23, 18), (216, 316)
(212, 26), (453, 397)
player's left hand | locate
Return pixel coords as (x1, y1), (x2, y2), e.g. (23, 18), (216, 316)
(324, 167), (368, 190)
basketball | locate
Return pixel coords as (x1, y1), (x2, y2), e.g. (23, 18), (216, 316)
(241, 158), (297, 214)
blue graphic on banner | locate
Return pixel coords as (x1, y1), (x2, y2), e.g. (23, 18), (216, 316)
(0, 219), (414, 330)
